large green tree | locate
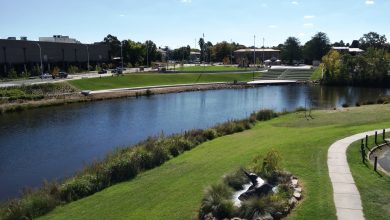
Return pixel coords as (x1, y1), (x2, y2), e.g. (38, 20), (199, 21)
(359, 32), (387, 50)
(123, 40), (144, 67)
(212, 41), (232, 63)
(281, 37), (302, 64)
(303, 32), (331, 64)
(103, 34), (121, 60)
(144, 40), (161, 66)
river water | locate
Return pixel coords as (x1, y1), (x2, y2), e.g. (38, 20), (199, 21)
(0, 84), (389, 200)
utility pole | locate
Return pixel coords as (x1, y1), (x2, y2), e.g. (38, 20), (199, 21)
(262, 38), (265, 67)
(146, 42), (149, 67)
(253, 35), (256, 80)
(230, 39), (233, 65)
(35, 43), (43, 77)
(85, 44), (90, 72)
(120, 41), (123, 70)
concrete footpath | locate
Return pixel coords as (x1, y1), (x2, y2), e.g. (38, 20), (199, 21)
(328, 128), (389, 220)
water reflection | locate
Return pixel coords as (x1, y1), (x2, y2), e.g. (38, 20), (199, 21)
(0, 85), (388, 200)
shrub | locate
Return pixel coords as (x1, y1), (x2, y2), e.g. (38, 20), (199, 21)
(261, 150), (282, 178)
(223, 169), (248, 190)
(203, 128), (218, 140)
(67, 65), (80, 74)
(342, 103), (349, 108)
(60, 174), (99, 202)
(0, 183), (61, 220)
(256, 109), (277, 121)
(199, 183), (235, 219)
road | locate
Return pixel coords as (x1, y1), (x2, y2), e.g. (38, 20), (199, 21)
(0, 67), (154, 88)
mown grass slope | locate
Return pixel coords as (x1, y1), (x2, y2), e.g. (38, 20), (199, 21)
(40, 105), (390, 220)
(69, 72), (260, 90)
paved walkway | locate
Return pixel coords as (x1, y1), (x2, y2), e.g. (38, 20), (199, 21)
(328, 128), (389, 220)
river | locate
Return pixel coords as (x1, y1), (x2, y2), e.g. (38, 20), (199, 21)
(0, 84), (389, 200)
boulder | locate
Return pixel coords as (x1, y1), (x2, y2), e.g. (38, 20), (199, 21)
(288, 197), (298, 207)
(255, 212), (273, 220)
(293, 192), (302, 200)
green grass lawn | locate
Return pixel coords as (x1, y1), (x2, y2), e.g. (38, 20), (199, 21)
(69, 72), (260, 90)
(176, 65), (253, 72)
(39, 105), (390, 220)
(347, 139), (390, 220)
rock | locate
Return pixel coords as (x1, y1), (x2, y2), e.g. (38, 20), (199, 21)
(288, 197), (298, 207)
(294, 187), (302, 193)
(274, 211), (284, 218)
(283, 206), (291, 214)
(255, 212), (273, 220)
(291, 179), (298, 187)
(204, 213), (216, 220)
(293, 192), (302, 200)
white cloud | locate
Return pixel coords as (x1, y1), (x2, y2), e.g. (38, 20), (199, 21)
(119, 14), (125, 17)
(304, 15), (315, 19)
(365, 0), (375, 5)
(297, 33), (305, 37)
(181, 0), (192, 3)
(291, 1), (299, 5)
(268, 25), (277, 29)
(303, 23), (314, 27)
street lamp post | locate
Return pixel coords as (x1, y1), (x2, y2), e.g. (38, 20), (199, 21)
(230, 39), (233, 65)
(120, 41), (123, 70)
(35, 43), (43, 77)
(253, 35), (256, 80)
(85, 44), (90, 72)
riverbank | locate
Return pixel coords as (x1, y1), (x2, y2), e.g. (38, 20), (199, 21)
(36, 104), (390, 220)
(0, 82), (253, 114)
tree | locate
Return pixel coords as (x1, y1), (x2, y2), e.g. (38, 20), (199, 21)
(322, 50), (342, 83)
(212, 41), (231, 62)
(198, 38), (205, 62)
(281, 37), (302, 65)
(103, 34), (121, 59)
(303, 32), (331, 64)
(123, 40), (144, 67)
(359, 32), (387, 50)
(144, 40), (161, 65)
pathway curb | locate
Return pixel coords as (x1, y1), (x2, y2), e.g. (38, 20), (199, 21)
(327, 128), (389, 220)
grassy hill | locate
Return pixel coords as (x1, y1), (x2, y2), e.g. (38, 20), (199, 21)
(39, 104), (390, 220)
(69, 72), (261, 90)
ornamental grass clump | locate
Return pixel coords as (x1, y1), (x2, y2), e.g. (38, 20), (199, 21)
(199, 150), (296, 220)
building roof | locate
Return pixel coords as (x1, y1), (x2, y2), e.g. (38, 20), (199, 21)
(234, 48), (280, 53)
(332, 47), (364, 53)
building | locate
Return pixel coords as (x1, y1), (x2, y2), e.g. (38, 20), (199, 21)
(39, 35), (80, 44)
(0, 36), (109, 76)
(233, 48), (280, 65)
(332, 47), (364, 55)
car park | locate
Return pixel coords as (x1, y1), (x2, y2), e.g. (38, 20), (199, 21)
(98, 69), (108, 74)
(40, 73), (52, 79)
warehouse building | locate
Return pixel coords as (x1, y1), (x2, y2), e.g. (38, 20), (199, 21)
(0, 36), (109, 77)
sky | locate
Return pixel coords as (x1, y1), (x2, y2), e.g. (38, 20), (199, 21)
(1, 0), (389, 49)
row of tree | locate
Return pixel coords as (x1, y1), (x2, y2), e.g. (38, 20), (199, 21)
(103, 35), (161, 67)
(103, 32), (389, 67)
(321, 48), (389, 86)
(280, 32), (390, 65)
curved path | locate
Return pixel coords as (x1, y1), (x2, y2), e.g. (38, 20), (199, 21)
(328, 128), (389, 220)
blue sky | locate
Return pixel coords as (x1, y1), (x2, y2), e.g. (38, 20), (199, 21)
(1, 0), (389, 49)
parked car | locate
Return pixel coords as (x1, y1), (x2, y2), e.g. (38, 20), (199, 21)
(59, 72), (68, 78)
(113, 67), (123, 75)
(98, 69), (108, 74)
(40, 73), (52, 79)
